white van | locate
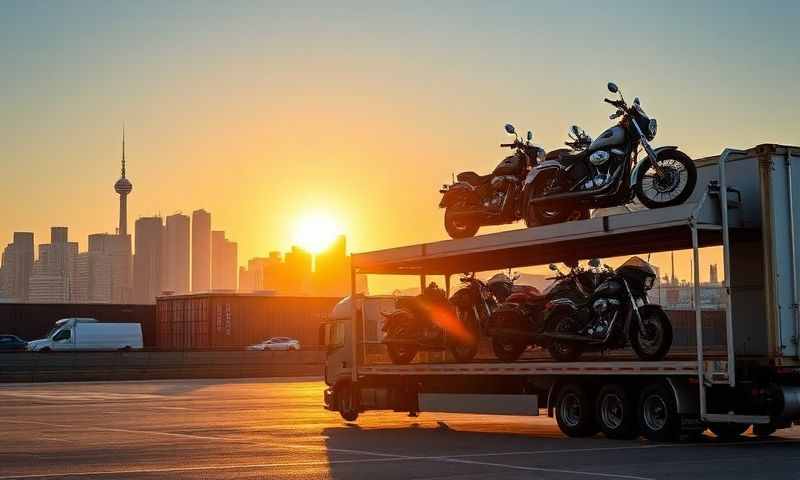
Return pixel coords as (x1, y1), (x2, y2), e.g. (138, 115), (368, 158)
(27, 318), (143, 352)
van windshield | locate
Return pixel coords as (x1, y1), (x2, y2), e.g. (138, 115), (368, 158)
(46, 326), (61, 338)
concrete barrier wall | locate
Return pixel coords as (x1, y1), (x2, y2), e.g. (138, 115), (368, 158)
(0, 350), (324, 383)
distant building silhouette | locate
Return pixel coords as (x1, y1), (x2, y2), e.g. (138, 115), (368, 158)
(191, 209), (211, 292)
(88, 233), (130, 303)
(211, 231), (237, 290)
(28, 227), (78, 302)
(0, 232), (34, 301)
(114, 128), (133, 237)
(133, 216), (164, 303)
(162, 213), (190, 294)
(709, 264), (719, 284)
(238, 236), (367, 297)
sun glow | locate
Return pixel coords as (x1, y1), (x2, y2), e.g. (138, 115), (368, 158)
(293, 213), (341, 254)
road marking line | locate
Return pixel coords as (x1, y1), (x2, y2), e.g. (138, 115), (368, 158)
(442, 457), (653, 480)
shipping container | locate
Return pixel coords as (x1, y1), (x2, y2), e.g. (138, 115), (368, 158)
(155, 293), (339, 350)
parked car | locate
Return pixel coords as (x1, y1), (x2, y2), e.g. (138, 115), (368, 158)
(247, 337), (300, 351)
(0, 334), (27, 351)
(26, 318), (143, 352)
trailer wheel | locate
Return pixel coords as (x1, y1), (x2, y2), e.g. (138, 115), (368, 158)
(337, 383), (359, 422)
(709, 422), (749, 440)
(638, 383), (681, 442)
(596, 384), (639, 439)
(554, 384), (598, 437)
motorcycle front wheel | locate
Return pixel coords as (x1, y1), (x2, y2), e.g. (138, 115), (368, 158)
(492, 336), (526, 362)
(444, 202), (480, 238)
(634, 150), (697, 209)
(386, 342), (418, 364)
(629, 305), (673, 361)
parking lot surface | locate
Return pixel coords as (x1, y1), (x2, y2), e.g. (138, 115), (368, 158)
(1, 378), (799, 479)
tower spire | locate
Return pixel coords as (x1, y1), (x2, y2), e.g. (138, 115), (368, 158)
(121, 125), (126, 178)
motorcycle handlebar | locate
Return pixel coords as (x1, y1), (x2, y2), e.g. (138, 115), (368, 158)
(500, 142), (516, 148)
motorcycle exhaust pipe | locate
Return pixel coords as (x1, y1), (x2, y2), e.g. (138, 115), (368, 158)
(530, 180), (618, 205)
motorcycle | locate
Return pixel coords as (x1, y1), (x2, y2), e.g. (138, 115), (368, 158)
(381, 282), (479, 364)
(487, 261), (606, 362)
(525, 82), (697, 225)
(543, 256), (673, 362)
(449, 272), (511, 336)
(438, 125), (545, 239)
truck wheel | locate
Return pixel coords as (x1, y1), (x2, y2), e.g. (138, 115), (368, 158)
(338, 383), (359, 422)
(554, 384), (598, 437)
(638, 383), (681, 442)
(596, 384), (639, 439)
(492, 336), (526, 362)
(709, 422), (749, 440)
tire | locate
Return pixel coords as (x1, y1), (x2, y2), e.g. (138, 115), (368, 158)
(386, 342), (418, 364)
(709, 422), (749, 440)
(444, 203), (480, 239)
(530, 174), (573, 226)
(39, 347), (51, 353)
(491, 336), (526, 362)
(596, 384), (639, 439)
(449, 310), (480, 362)
(634, 149), (697, 209)
(337, 383), (359, 422)
(554, 383), (599, 437)
(638, 382), (681, 442)
(753, 423), (777, 438)
(630, 306), (673, 361)
(547, 311), (584, 362)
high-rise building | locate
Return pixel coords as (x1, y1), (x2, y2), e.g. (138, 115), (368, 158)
(285, 246), (312, 295)
(88, 233), (130, 303)
(28, 227), (78, 303)
(191, 209), (211, 292)
(211, 230), (237, 290)
(162, 213), (190, 294)
(133, 216), (164, 303)
(314, 235), (348, 296)
(709, 264), (719, 284)
(0, 232), (34, 301)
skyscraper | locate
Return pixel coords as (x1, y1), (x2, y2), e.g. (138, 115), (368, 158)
(285, 246), (312, 295)
(314, 235), (348, 296)
(191, 209), (211, 292)
(163, 213), (190, 294)
(211, 230), (237, 290)
(88, 233), (129, 303)
(28, 227), (78, 303)
(0, 232), (34, 301)
(133, 216), (164, 303)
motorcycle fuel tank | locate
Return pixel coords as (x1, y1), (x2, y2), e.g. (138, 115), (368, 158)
(588, 125), (626, 151)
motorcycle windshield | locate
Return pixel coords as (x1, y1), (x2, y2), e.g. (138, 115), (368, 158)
(616, 256), (656, 276)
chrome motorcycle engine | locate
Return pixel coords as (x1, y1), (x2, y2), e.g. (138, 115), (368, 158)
(582, 150), (622, 190)
(586, 298), (621, 338)
(484, 175), (516, 211)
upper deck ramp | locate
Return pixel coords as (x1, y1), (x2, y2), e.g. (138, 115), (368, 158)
(351, 145), (794, 275)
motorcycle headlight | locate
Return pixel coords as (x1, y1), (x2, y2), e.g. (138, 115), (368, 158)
(644, 275), (655, 290)
(648, 119), (657, 140)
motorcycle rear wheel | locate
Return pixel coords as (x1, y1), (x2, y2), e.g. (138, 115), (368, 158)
(528, 176), (577, 226)
(386, 342), (418, 364)
(444, 203), (480, 238)
(492, 336), (526, 362)
(547, 312), (584, 362)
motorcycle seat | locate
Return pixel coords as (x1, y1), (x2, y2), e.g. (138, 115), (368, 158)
(457, 171), (493, 186)
(545, 148), (588, 166)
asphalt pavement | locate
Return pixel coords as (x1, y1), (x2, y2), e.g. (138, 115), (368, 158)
(1, 378), (799, 479)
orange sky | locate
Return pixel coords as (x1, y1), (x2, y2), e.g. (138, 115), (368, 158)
(1, 3), (796, 285)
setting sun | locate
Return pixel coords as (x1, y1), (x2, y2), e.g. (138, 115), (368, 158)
(292, 213), (341, 254)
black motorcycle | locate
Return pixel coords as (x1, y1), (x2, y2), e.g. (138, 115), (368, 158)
(449, 272), (512, 337)
(525, 82), (697, 225)
(382, 282), (479, 364)
(438, 125), (545, 238)
(487, 261), (605, 362)
(543, 256), (673, 362)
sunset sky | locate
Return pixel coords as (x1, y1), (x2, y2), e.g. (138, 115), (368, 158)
(1, 1), (797, 283)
